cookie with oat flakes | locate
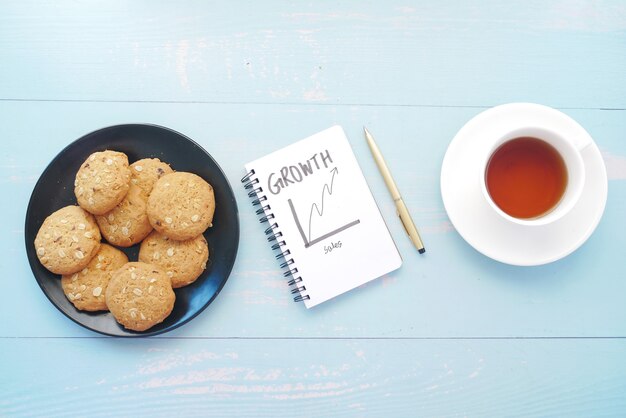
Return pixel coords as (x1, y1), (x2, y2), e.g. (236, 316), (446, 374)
(146, 172), (215, 241)
(75, 150), (131, 215)
(34, 205), (101, 275)
(95, 184), (153, 247)
(105, 262), (175, 332)
(130, 158), (174, 198)
(138, 231), (209, 288)
(61, 243), (128, 311)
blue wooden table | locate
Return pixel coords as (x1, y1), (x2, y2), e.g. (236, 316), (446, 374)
(2, 1), (625, 416)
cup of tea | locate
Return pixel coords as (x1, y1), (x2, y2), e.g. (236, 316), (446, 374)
(481, 125), (590, 226)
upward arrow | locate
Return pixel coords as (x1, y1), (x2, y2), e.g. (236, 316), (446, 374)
(308, 167), (339, 242)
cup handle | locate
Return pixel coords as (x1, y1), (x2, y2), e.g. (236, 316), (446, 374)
(560, 111), (593, 151)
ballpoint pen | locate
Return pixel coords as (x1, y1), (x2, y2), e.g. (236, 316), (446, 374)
(364, 127), (426, 254)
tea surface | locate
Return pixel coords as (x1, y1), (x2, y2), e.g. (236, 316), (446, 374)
(486, 137), (567, 219)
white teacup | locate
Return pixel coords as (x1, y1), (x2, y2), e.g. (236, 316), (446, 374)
(480, 124), (590, 227)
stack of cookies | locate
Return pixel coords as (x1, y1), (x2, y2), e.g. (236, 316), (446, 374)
(34, 150), (215, 332)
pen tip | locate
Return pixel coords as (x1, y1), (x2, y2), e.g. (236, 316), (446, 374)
(419, 248), (426, 254)
(363, 126), (371, 137)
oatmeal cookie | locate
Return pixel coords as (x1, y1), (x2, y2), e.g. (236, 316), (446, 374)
(105, 262), (175, 332)
(75, 150), (131, 215)
(95, 184), (152, 247)
(61, 243), (128, 311)
(34, 205), (101, 275)
(146, 172), (215, 241)
(130, 158), (174, 198)
(138, 231), (209, 288)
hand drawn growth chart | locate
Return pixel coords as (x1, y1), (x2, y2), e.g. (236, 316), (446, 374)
(287, 167), (360, 248)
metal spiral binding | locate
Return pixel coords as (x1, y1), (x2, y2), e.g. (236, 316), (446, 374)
(241, 170), (310, 303)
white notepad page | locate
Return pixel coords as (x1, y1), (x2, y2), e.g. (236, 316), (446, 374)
(245, 126), (402, 308)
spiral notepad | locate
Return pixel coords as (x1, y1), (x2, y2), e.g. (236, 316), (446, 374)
(242, 126), (402, 308)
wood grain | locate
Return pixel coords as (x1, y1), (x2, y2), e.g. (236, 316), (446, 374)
(1, 1), (625, 416)
(0, 1), (625, 108)
(2, 338), (625, 417)
(2, 101), (624, 339)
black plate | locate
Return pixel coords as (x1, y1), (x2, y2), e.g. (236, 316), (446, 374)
(24, 124), (239, 337)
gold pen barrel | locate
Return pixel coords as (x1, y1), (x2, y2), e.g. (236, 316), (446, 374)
(364, 128), (402, 200)
(396, 199), (425, 253)
(364, 126), (426, 254)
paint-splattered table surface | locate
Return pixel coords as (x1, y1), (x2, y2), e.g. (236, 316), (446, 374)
(2, 1), (625, 416)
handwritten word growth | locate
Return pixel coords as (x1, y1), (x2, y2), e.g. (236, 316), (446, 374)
(267, 150), (333, 195)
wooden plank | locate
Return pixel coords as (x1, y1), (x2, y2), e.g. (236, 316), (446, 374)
(3, 2), (625, 416)
(0, 1), (625, 108)
(3, 101), (625, 338)
(1, 337), (625, 417)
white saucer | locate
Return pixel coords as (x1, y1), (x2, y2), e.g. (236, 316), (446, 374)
(440, 103), (608, 266)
